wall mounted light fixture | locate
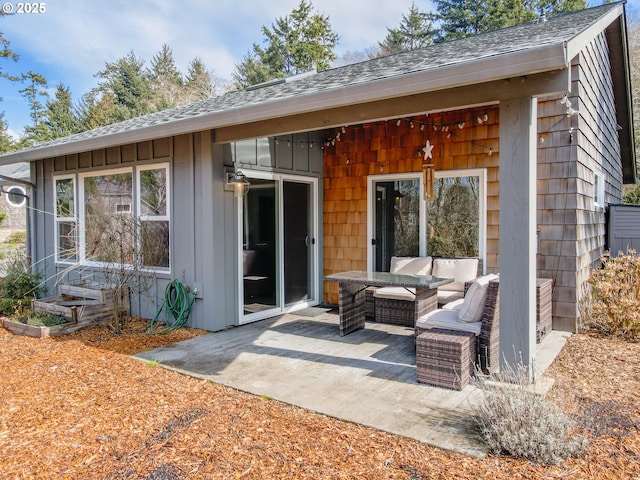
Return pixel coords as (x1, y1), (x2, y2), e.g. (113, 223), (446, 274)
(225, 169), (250, 195)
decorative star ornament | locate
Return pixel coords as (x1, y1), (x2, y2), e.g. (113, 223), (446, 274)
(423, 139), (434, 160)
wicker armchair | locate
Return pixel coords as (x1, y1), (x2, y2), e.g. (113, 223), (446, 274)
(415, 279), (500, 389)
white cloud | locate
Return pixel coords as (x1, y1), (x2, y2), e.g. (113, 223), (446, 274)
(1, 0), (428, 132)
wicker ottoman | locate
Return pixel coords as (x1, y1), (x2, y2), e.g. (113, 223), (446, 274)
(416, 329), (477, 390)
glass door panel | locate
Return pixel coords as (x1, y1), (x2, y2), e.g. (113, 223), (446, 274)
(242, 179), (279, 316)
(374, 179), (420, 272)
(283, 181), (312, 305)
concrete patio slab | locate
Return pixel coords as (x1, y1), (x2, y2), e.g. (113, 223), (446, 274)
(134, 311), (569, 457)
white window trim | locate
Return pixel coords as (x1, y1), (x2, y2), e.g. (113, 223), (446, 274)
(594, 170), (605, 208)
(434, 168), (487, 273)
(53, 174), (77, 264)
(78, 167), (133, 267)
(137, 163), (171, 272)
(367, 172), (425, 272)
(367, 168), (486, 273)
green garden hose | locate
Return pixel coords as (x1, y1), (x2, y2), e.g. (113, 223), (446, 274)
(146, 279), (195, 334)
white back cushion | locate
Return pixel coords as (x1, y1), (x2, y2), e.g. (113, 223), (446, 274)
(457, 274), (499, 323)
(389, 256), (432, 276)
(433, 258), (479, 291)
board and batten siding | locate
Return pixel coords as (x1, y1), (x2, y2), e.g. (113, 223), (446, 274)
(536, 31), (623, 332)
(32, 132), (239, 332)
(31, 131), (324, 332)
(222, 133), (324, 176)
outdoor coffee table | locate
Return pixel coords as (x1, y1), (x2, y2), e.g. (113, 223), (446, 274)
(325, 271), (453, 336)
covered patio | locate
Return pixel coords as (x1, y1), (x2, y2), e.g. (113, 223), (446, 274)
(134, 309), (569, 456)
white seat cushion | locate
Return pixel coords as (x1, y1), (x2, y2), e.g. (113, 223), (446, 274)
(433, 258), (479, 292)
(437, 290), (464, 304)
(373, 286), (416, 301)
(416, 309), (482, 335)
(442, 298), (464, 311)
(390, 256), (432, 276)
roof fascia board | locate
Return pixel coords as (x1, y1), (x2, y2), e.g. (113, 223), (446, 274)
(565, 4), (624, 62)
(216, 69), (571, 143)
(605, 9), (636, 183)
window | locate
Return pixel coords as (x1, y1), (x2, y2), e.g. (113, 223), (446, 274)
(138, 165), (170, 269)
(427, 170), (485, 260)
(55, 164), (170, 271)
(6, 185), (26, 207)
(55, 176), (77, 262)
(82, 170), (133, 264)
(594, 170), (605, 208)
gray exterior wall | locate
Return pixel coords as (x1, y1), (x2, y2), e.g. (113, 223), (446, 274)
(609, 204), (640, 255)
(31, 131), (323, 332)
(537, 30), (624, 332)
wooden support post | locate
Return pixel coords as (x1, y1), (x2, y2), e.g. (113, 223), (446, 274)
(498, 97), (538, 380)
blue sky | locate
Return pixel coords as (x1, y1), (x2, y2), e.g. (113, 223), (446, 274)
(0, 0), (421, 137)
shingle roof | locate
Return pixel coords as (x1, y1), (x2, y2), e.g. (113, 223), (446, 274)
(0, 2), (625, 163)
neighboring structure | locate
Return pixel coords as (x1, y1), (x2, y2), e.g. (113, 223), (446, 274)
(0, 3), (634, 373)
(0, 162), (30, 243)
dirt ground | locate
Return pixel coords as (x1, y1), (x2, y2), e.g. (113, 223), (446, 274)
(0, 317), (638, 479)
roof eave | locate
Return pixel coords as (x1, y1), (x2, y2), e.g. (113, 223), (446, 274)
(0, 44), (569, 165)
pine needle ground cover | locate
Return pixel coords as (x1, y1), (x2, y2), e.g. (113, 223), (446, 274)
(0, 318), (638, 479)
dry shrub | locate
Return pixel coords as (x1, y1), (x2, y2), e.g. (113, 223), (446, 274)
(472, 363), (587, 465)
(585, 249), (640, 340)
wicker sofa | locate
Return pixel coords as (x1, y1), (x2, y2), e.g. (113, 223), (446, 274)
(369, 256), (481, 326)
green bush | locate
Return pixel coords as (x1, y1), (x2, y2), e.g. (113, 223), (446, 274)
(13, 310), (67, 327)
(585, 249), (640, 340)
(472, 363), (587, 464)
(6, 230), (26, 246)
(0, 252), (43, 315)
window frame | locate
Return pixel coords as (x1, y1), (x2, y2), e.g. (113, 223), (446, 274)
(53, 174), (78, 263)
(55, 163), (171, 272)
(6, 185), (27, 207)
(79, 167), (134, 267)
(430, 168), (487, 268)
(367, 168), (486, 273)
(594, 170), (605, 209)
(137, 163), (171, 271)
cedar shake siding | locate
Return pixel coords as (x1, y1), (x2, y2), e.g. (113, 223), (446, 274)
(537, 31), (624, 332)
(323, 106), (501, 305)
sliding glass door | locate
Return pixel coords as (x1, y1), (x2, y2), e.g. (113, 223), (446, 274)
(240, 173), (317, 323)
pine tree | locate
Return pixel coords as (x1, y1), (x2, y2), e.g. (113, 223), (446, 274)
(77, 89), (121, 130)
(233, 0), (339, 89)
(0, 111), (15, 153)
(19, 70), (51, 145)
(149, 44), (183, 110)
(378, 3), (437, 56)
(44, 83), (80, 139)
(184, 57), (216, 102)
(433, 0), (587, 42)
(0, 13), (19, 82)
(433, 0), (491, 41)
(96, 51), (152, 121)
